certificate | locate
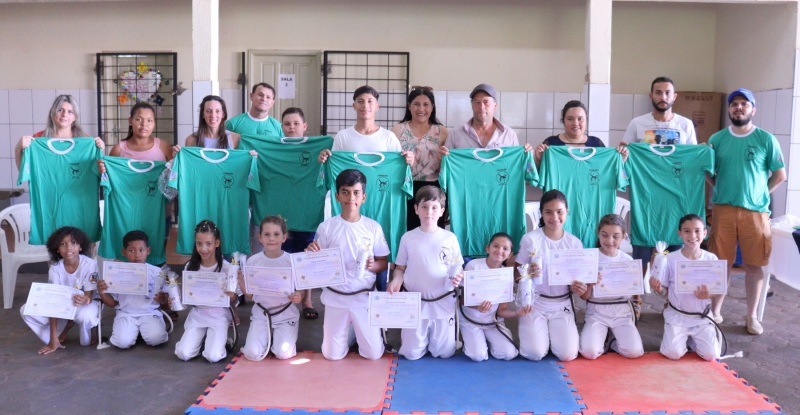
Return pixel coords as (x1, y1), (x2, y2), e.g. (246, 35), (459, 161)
(102, 262), (148, 295)
(368, 292), (421, 328)
(593, 260), (643, 298)
(23, 282), (83, 320)
(675, 260), (728, 295)
(549, 248), (599, 285)
(182, 271), (230, 307)
(245, 266), (294, 297)
(462, 267), (514, 306)
(291, 248), (346, 290)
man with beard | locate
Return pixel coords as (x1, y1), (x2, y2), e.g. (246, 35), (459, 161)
(706, 89), (785, 335)
(622, 77), (697, 145)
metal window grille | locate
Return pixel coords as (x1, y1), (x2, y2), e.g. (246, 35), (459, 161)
(95, 52), (179, 146)
(322, 51), (409, 135)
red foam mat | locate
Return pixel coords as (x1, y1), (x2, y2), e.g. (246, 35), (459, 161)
(562, 352), (781, 415)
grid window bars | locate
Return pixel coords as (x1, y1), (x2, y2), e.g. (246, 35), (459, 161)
(95, 52), (178, 146)
(322, 51), (409, 135)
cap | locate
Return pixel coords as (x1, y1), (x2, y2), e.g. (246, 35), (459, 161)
(727, 88), (756, 107)
(470, 83), (497, 100)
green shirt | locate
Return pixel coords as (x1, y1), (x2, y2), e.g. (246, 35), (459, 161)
(239, 134), (334, 232)
(709, 126), (785, 213)
(168, 147), (260, 255)
(538, 146), (627, 248)
(18, 138), (102, 244)
(317, 152), (413, 261)
(626, 144), (714, 246)
(225, 113), (284, 137)
(99, 156), (168, 264)
(439, 147), (538, 257)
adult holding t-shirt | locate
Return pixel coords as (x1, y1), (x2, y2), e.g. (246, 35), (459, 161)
(707, 88), (786, 335)
(226, 83), (284, 138)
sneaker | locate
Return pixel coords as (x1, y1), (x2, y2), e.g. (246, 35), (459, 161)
(746, 316), (763, 335)
(713, 313), (723, 325)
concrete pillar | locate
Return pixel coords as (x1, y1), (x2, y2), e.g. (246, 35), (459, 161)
(787, 10), (800, 217)
(191, 0), (219, 128)
(585, 0), (612, 145)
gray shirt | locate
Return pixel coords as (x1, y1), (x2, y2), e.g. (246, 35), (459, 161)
(445, 118), (520, 149)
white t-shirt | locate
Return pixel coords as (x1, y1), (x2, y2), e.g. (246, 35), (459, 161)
(183, 260), (232, 327)
(395, 227), (463, 319)
(662, 249), (717, 327)
(316, 215), (390, 309)
(586, 250), (635, 318)
(622, 112), (697, 145)
(516, 228), (583, 311)
(49, 254), (98, 292)
(112, 263), (163, 317)
(460, 258), (505, 324)
(332, 126), (402, 152)
(244, 251), (300, 323)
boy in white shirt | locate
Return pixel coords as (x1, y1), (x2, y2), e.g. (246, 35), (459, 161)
(306, 169), (390, 360)
(388, 186), (463, 360)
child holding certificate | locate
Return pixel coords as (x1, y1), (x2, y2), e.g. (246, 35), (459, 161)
(174, 220), (238, 363)
(96, 231), (169, 349)
(239, 215), (302, 361)
(650, 214), (721, 361)
(515, 190), (582, 362)
(578, 214), (644, 359)
(306, 169), (390, 361)
(389, 186), (463, 360)
(21, 227), (99, 354)
(459, 232), (529, 362)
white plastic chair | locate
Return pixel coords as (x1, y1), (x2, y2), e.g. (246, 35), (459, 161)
(616, 197), (633, 255)
(1, 204), (50, 309)
(524, 201), (541, 232)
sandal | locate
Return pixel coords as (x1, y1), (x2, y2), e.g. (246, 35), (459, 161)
(303, 307), (319, 320)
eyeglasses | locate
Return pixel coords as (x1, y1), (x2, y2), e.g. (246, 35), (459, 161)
(410, 85), (433, 93)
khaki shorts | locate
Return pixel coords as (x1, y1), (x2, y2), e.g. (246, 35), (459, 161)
(708, 204), (772, 267)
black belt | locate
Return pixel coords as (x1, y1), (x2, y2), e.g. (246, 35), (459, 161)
(458, 302), (517, 351)
(538, 292), (572, 300)
(256, 301), (293, 317)
(668, 301), (728, 356)
(587, 298), (636, 325)
(422, 290), (457, 302)
(326, 281), (377, 296)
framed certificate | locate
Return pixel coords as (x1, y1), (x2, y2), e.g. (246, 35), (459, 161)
(245, 266), (294, 297)
(675, 260), (728, 295)
(291, 247), (346, 290)
(102, 262), (148, 296)
(549, 248), (599, 285)
(182, 271), (230, 307)
(593, 260), (643, 298)
(23, 282), (83, 320)
(462, 267), (514, 306)
(368, 292), (421, 329)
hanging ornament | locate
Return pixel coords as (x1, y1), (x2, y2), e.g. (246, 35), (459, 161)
(117, 94), (128, 105)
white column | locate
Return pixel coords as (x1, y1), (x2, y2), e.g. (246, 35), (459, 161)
(191, 0), (219, 128)
(788, 6), (800, 218)
(585, 0), (612, 145)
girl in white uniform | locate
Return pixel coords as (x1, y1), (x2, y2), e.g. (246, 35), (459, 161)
(650, 214), (721, 361)
(578, 214), (644, 359)
(97, 231), (169, 349)
(239, 215), (302, 361)
(460, 232), (530, 362)
(174, 220), (237, 363)
(20, 227), (100, 354)
(515, 190), (582, 362)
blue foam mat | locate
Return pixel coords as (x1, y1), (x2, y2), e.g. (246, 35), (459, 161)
(388, 354), (583, 414)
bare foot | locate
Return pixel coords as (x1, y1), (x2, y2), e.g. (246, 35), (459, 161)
(58, 321), (75, 343)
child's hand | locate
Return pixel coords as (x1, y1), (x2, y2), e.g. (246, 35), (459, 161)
(365, 255), (375, 270)
(154, 292), (168, 305)
(386, 278), (403, 294)
(97, 159), (107, 175)
(288, 291), (302, 304)
(72, 293), (89, 307)
(451, 272), (463, 288)
(249, 150), (258, 157)
(694, 284), (710, 300)
(96, 280), (108, 294)
(401, 150), (415, 166)
(517, 304), (533, 317)
(305, 241), (321, 252)
(649, 276), (662, 295)
(93, 136), (106, 150)
(478, 300), (493, 313)
(38, 339), (64, 355)
(571, 280), (588, 296)
(529, 261), (542, 277)
(318, 149), (331, 164)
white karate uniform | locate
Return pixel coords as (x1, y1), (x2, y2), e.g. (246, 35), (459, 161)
(394, 228), (462, 360)
(175, 260), (233, 363)
(108, 263), (168, 349)
(516, 229), (581, 362)
(317, 215), (389, 361)
(458, 258), (518, 362)
(579, 251), (644, 359)
(20, 255), (100, 346)
(659, 250), (721, 361)
(241, 252), (300, 361)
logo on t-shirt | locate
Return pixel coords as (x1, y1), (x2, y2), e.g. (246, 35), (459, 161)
(222, 172), (234, 188)
(745, 146), (757, 161)
(588, 169), (600, 185)
(146, 180), (158, 196)
(377, 175), (389, 191)
(69, 163), (82, 179)
(672, 162), (684, 178)
(496, 169), (509, 185)
(299, 151), (312, 166)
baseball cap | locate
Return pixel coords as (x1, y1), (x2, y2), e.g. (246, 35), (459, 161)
(470, 84), (497, 100)
(727, 88), (756, 107)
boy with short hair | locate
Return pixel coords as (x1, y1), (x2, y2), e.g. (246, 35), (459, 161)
(306, 169), (390, 360)
(388, 186), (463, 360)
(97, 230), (169, 349)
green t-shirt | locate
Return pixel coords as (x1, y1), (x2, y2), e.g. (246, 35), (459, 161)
(708, 126), (785, 213)
(239, 134), (334, 232)
(438, 147), (538, 257)
(98, 156), (168, 264)
(168, 147), (260, 255)
(317, 152), (413, 261)
(225, 113), (284, 137)
(626, 144), (714, 246)
(538, 146), (627, 248)
(18, 138), (102, 244)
